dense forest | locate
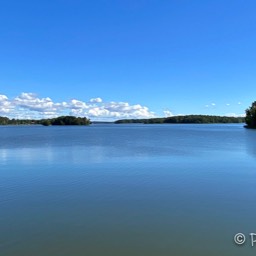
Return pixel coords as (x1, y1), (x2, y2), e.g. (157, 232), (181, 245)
(0, 116), (90, 126)
(115, 115), (245, 124)
(41, 116), (90, 126)
(0, 116), (38, 125)
(245, 101), (256, 129)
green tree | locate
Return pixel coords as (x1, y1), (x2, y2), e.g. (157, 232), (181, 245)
(245, 101), (256, 128)
(41, 119), (51, 126)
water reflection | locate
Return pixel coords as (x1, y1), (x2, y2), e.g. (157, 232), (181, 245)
(245, 128), (256, 159)
(0, 147), (55, 165)
(0, 149), (8, 165)
(1, 125), (256, 256)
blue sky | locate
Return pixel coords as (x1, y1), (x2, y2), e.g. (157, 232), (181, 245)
(0, 0), (255, 120)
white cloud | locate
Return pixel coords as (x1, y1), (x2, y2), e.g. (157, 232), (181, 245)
(238, 102), (242, 105)
(226, 103), (230, 106)
(89, 97), (103, 103)
(163, 110), (173, 117)
(0, 92), (156, 120)
(70, 99), (89, 109)
(14, 93), (58, 112)
(0, 94), (14, 114)
(225, 113), (245, 117)
(0, 95), (8, 101)
(205, 103), (216, 107)
(88, 107), (110, 117)
(86, 101), (155, 119)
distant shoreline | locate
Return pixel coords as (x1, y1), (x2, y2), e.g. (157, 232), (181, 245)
(0, 116), (90, 126)
(0, 115), (245, 126)
(115, 115), (245, 124)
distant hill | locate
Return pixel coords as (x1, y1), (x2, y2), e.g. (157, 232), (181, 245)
(115, 115), (245, 124)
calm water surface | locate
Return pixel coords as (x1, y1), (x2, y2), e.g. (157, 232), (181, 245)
(1, 124), (256, 256)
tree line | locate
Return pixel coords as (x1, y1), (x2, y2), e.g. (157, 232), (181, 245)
(0, 116), (90, 126)
(115, 115), (245, 124)
(245, 101), (256, 129)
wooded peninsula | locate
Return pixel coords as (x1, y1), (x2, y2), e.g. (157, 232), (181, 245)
(115, 115), (245, 124)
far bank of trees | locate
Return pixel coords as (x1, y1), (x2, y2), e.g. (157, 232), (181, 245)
(41, 116), (90, 126)
(0, 116), (38, 125)
(0, 112), (250, 126)
(115, 115), (245, 124)
(0, 116), (90, 126)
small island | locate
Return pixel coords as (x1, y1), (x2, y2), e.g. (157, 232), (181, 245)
(0, 116), (91, 126)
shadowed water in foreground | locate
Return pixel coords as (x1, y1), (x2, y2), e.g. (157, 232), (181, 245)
(1, 124), (256, 256)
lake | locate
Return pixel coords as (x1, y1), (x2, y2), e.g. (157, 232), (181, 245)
(1, 124), (256, 256)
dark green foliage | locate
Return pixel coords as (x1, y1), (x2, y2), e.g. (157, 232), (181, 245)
(42, 116), (91, 126)
(0, 116), (10, 125)
(163, 115), (244, 124)
(41, 120), (51, 126)
(245, 101), (256, 129)
(115, 115), (245, 124)
(0, 116), (90, 126)
(0, 116), (38, 125)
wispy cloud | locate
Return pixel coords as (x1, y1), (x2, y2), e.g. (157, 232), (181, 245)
(163, 110), (173, 117)
(0, 95), (14, 114)
(225, 113), (245, 117)
(0, 93), (156, 120)
(89, 97), (103, 103)
(205, 103), (216, 107)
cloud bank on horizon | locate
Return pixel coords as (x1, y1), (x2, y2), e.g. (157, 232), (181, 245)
(0, 92), (246, 120)
(0, 93), (156, 120)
